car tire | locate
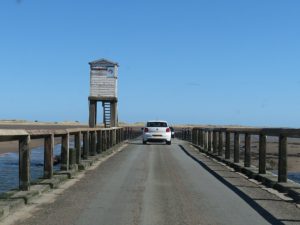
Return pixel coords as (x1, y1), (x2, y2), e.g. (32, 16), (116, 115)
(166, 140), (171, 145)
(143, 140), (147, 145)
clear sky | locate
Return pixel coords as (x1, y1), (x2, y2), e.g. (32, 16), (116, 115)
(0, 0), (299, 127)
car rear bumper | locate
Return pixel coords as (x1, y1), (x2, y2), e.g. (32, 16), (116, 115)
(143, 133), (171, 142)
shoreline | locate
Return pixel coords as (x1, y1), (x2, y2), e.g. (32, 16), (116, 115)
(0, 139), (64, 155)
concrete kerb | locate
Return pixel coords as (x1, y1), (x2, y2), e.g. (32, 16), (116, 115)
(0, 204), (9, 221)
(55, 169), (78, 179)
(0, 199), (25, 213)
(10, 185), (51, 204)
(0, 141), (127, 222)
(288, 189), (300, 203)
(190, 142), (300, 203)
(38, 174), (69, 189)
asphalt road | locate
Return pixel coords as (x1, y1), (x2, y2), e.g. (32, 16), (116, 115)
(9, 138), (292, 225)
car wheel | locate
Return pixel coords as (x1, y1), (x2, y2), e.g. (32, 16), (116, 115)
(143, 140), (147, 145)
(166, 140), (171, 145)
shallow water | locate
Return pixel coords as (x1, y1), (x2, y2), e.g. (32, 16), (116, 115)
(288, 172), (300, 184)
(0, 145), (62, 194)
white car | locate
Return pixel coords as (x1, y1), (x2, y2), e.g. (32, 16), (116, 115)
(142, 120), (172, 145)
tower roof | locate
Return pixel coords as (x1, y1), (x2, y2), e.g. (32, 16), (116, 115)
(89, 58), (119, 67)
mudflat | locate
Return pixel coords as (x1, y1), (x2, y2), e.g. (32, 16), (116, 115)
(0, 122), (87, 155)
(0, 123), (299, 173)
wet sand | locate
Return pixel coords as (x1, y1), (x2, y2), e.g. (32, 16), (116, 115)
(0, 123), (87, 155)
(0, 138), (65, 155)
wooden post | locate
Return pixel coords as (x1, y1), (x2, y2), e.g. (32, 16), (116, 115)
(234, 132), (240, 163)
(278, 135), (287, 182)
(129, 128), (133, 139)
(110, 102), (118, 127)
(213, 131), (218, 154)
(200, 129), (204, 147)
(96, 131), (101, 153)
(75, 132), (81, 164)
(120, 127), (124, 142)
(259, 134), (267, 174)
(115, 129), (118, 144)
(124, 128), (127, 140)
(193, 129), (196, 144)
(203, 130), (207, 150)
(102, 130), (105, 151)
(185, 129), (188, 141)
(218, 131), (223, 156)
(104, 130), (108, 150)
(111, 130), (114, 147)
(124, 127), (127, 140)
(208, 131), (212, 152)
(44, 134), (54, 179)
(100, 130), (104, 151)
(186, 129), (189, 141)
(116, 128), (119, 144)
(204, 130), (208, 150)
(109, 130), (112, 148)
(61, 133), (69, 171)
(89, 100), (97, 128)
(119, 128), (123, 142)
(192, 129), (195, 144)
(113, 129), (116, 146)
(19, 135), (30, 191)
(225, 132), (231, 159)
(107, 130), (110, 148)
(198, 129), (202, 146)
(83, 131), (89, 159)
(244, 133), (251, 167)
(90, 131), (96, 156)
(118, 129), (121, 143)
(102, 130), (106, 151)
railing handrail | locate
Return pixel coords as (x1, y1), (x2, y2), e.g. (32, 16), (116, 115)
(190, 126), (300, 138)
(179, 125), (300, 184)
(0, 126), (142, 192)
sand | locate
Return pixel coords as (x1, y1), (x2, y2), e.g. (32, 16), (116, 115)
(0, 122), (86, 155)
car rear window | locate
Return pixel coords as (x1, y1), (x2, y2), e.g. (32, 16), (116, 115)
(147, 122), (168, 127)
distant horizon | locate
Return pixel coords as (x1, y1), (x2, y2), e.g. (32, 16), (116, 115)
(1, 1), (300, 127)
(1, 119), (299, 129)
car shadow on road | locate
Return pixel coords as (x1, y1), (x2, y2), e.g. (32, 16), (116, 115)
(178, 144), (286, 225)
(128, 142), (167, 146)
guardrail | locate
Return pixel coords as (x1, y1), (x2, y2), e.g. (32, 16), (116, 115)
(0, 127), (140, 191)
(179, 126), (300, 183)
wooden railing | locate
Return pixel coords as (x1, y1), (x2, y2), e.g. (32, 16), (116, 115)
(0, 127), (140, 191)
(179, 126), (300, 183)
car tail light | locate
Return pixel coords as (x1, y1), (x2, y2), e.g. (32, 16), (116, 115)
(144, 128), (149, 132)
(166, 128), (170, 132)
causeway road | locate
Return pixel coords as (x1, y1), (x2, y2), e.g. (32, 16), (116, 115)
(8, 138), (300, 225)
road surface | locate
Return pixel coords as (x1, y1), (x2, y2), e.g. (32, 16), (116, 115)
(8, 138), (299, 225)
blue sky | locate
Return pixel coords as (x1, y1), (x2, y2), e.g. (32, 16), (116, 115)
(0, 0), (300, 127)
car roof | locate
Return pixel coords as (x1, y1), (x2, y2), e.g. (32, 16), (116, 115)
(146, 120), (168, 123)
